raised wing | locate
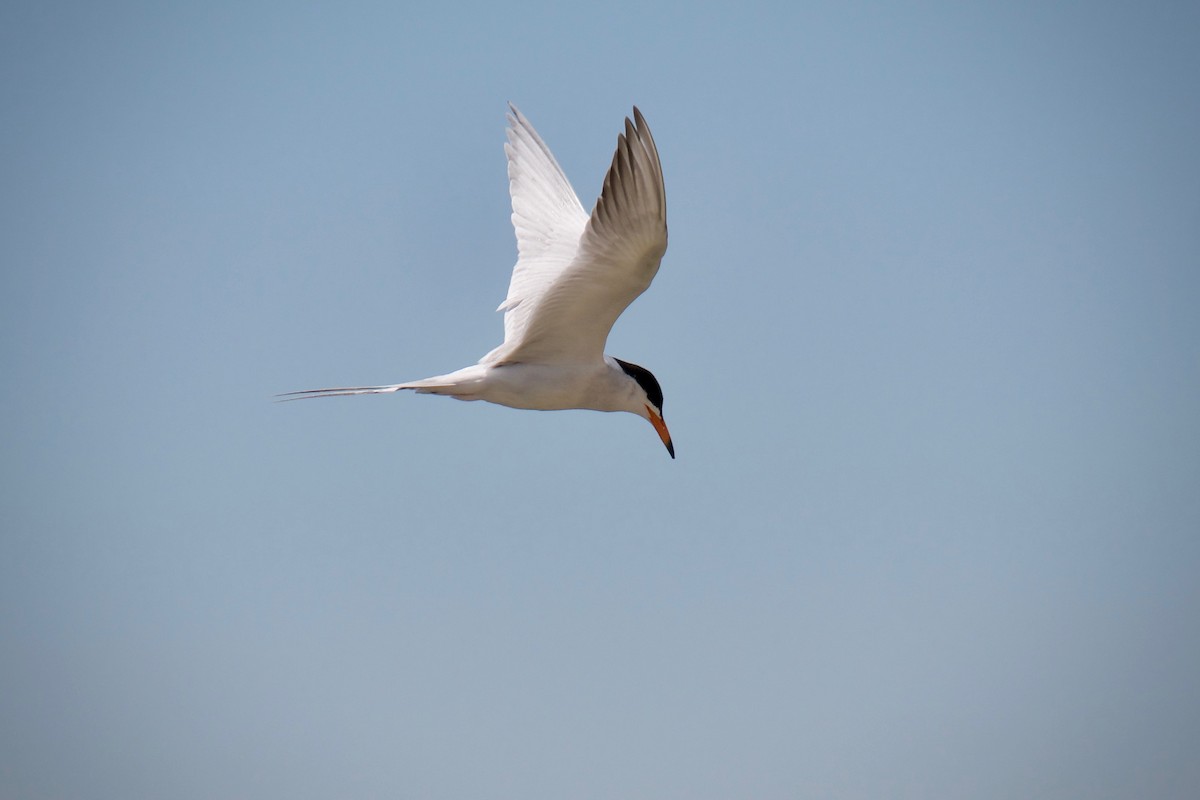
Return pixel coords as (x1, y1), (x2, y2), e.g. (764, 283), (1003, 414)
(482, 106), (667, 365)
(481, 104), (589, 363)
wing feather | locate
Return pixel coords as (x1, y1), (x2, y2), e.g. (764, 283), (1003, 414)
(487, 105), (588, 354)
(484, 106), (667, 365)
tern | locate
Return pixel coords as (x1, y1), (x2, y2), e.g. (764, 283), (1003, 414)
(281, 104), (674, 458)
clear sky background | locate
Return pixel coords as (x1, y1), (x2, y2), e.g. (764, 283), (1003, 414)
(3, 2), (1198, 798)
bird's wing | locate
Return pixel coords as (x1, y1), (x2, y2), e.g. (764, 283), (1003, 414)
(482, 106), (667, 365)
(481, 104), (589, 363)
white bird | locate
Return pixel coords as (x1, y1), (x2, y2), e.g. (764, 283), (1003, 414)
(281, 104), (674, 458)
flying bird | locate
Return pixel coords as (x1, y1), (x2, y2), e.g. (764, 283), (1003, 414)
(281, 104), (674, 458)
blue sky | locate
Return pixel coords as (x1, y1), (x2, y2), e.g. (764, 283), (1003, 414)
(2, 2), (1199, 798)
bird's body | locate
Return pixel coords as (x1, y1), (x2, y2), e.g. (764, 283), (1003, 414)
(283, 104), (674, 457)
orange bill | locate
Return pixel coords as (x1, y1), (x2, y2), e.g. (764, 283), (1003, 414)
(646, 405), (675, 459)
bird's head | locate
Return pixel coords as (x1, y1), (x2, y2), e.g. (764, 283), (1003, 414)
(614, 358), (674, 459)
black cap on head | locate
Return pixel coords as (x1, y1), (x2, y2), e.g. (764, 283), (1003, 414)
(614, 358), (664, 412)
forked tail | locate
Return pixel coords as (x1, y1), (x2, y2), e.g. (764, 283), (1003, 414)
(275, 384), (406, 401)
(276, 368), (486, 402)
